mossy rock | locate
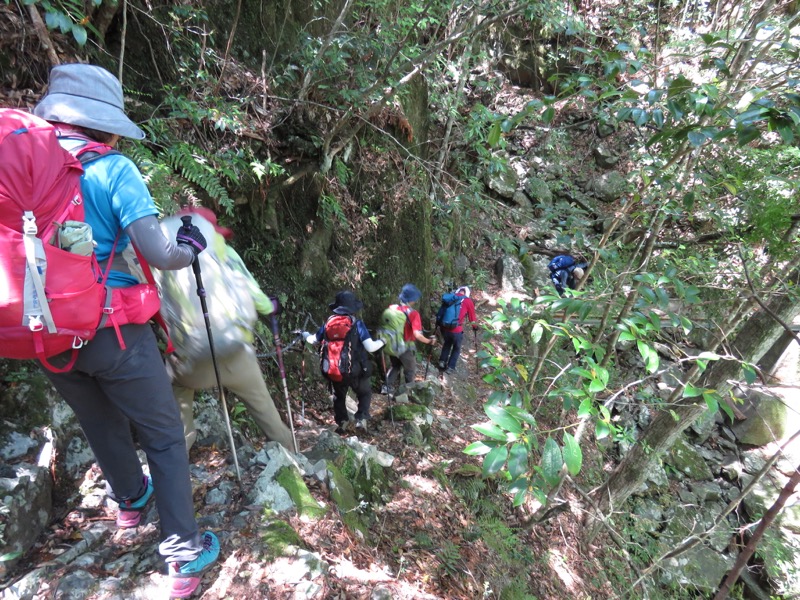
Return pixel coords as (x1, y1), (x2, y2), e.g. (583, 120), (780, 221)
(331, 447), (389, 505)
(275, 466), (327, 520)
(664, 435), (713, 481)
(260, 518), (305, 561)
(386, 402), (432, 422)
(326, 463), (372, 541)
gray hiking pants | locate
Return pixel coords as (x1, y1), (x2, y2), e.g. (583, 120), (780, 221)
(42, 324), (202, 564)
(385, 348), (416, 388)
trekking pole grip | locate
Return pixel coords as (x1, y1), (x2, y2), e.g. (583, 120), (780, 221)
(180, 215), (201, 270)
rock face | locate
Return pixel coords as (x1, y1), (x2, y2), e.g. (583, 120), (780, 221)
(732, 388), (792, 447)
(494, 254), (526, 293)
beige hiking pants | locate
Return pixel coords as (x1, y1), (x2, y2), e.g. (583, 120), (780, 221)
(171, 344), (294, 452)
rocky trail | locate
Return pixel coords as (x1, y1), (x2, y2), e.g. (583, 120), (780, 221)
(3, 284), (578, 600)
(4, 280), (800, 600)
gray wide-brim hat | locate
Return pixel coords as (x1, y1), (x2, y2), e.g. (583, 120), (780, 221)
(33, 64), (145, 139)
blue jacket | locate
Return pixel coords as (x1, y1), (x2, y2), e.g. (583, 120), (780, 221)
(548, 255), (587, 296)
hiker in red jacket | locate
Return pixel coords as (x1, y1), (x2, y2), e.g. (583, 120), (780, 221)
(437, 286), (478, 374)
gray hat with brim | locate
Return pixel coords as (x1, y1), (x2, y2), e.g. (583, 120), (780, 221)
(33, 64), (145, 140)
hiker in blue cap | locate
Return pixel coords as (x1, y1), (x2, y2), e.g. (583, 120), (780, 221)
(381, 284), (436, 392)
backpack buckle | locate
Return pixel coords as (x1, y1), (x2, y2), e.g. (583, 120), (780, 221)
(72, 194), (82, 206)
(102, 307), (114, 314)
(22, 212), (38, 236)
(27, 315), (44, 332)
(72, 337), (86, 349)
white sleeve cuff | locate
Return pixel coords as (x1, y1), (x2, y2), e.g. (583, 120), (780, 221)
(363, 338), (385, 353)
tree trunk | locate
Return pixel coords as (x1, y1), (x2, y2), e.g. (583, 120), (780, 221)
(714, 465), (800, 600)
(590, 272), (800, 521)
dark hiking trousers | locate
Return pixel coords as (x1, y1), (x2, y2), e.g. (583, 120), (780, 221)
(42, 323), (202, 563)
(385, 348), (416, 388)
(331, 362), (373, 425)
(438, 330), (463, 371)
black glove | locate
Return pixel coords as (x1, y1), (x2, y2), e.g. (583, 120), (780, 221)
(176, 224), (207, 255)
(270, 296), (282, 316)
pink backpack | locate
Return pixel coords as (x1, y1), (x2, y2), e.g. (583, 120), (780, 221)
(0, 109), (163, 371)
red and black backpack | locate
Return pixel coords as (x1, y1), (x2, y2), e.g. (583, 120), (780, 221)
(319, 314), (365, 384)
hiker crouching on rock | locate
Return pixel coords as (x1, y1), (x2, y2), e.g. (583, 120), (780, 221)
(159, 207), (295, 453)
(33, 63), (219, 598)
(304, 291), (384, 434)
(548, 254), (588, 297)
(437, 286), (478, 374)
(382, 284), (437, 392)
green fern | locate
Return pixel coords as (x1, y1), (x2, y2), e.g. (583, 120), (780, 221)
(165, 143), (234, 209)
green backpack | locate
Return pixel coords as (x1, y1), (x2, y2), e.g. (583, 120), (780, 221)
(378, 304), (411, 357)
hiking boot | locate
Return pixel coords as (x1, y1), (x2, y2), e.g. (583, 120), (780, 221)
(355, 418), (369, 433)
(335, 421), (354, 435)
(117, 475), (154, 529)
(380, 384), (393, 395)
(438, 361), (446, 371)
(169, 531), (220, 598)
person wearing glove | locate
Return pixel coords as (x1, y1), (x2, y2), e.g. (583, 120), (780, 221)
(383, 283), (436, 392)
(163, 207), (295, 453)
(437, 286), (478, 374)
(32, 63), (219, 599)
(304, 291), (384, 434)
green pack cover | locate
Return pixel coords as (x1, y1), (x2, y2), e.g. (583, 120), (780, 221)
(378, 304), (411, 357)
(157, 214), (256, 378)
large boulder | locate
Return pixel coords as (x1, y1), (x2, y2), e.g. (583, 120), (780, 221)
(585, 171), (627, 203)
(732, 389), (790, 447)
(494, 254), (526, 293)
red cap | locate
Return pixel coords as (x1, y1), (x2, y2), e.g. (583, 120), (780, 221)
(176, 206), (233, 240)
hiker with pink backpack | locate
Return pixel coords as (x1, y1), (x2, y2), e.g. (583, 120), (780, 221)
(0, 64), (219, 598)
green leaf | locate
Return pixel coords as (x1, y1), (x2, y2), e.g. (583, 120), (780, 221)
(577, 398), (593, 418)
(595, 420), (610, 440)
(687, 130), (707, 147)
(541, 437), (563, 486)
(651, 108), (665, 128)
(619, 331), (636, 342)
(531, 322), (544, 343)
(505, 406), (538, 427)
(473, 422), (508, 441)
(508, 442), (529, 478)
(487, 122), (501, 147)
(742, 364), (757, 385)
(737, 125), (760, 146)
(483, 445), (509, 477)
(485, 405), (523, 434)
(588, 378), (605, 393)
(667, 75), (693, 98)
(464, 441), (494, 456)
(704, 391), (720, 413)
(0, 551), (22, 562)
(542, 106), (555, 124)
(71, 24), (88, 45)
(562, 433), (583, 476)
(683, 384), (703, 398)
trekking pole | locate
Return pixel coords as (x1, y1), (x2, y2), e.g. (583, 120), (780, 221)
(424, 326), (438, 379)
(300, 334), (306, 421)
(269, 314), (299, 453)
(181, 216), (242, 483)
(380, 350), (395, 428)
